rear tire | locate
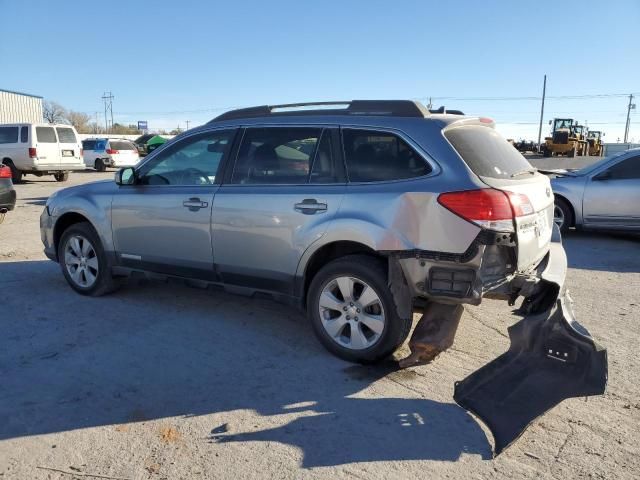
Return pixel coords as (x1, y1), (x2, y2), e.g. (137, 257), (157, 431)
(58, 221), (121, 296)
(54, 171), (69, 182)
(2, 160), (23, 183)
(95, 159), (106, 172)
(307, 254), (412, 364)
(554, 198), (573, 233)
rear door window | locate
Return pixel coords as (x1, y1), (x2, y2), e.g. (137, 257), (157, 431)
(109, 141), (137, 150)
(445, 125), (533, 179)
(56, 127), (77, 143)
(82, 140), (96, 150)
(36, 127), (57, 143)
(0, 126), (19, 144)
(232, 127), (322, 184)
(342, 129), (431, 182)
(20, 126), (28, 143)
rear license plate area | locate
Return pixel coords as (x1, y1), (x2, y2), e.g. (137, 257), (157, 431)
(62, 150), (73, 157)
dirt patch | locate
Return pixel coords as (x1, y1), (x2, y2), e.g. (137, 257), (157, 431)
(160, 427), (181, 443)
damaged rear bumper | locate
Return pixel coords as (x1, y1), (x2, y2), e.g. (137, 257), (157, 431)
(393, 226), (607, 455)
(454, 231), (608, 454)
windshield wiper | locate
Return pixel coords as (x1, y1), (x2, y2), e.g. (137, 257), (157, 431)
(510, 168), (538, 178)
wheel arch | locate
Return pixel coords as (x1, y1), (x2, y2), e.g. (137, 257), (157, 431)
(53, 212), (99, 254)
(554, 194), (576, 227)
(297, 240), (384, 304)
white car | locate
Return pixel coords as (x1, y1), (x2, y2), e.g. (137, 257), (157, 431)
(0, 123), (84, 182)
(82, 138), (140, 172)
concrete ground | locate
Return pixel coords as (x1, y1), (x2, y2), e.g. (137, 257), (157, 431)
(1, 167), (639, 480)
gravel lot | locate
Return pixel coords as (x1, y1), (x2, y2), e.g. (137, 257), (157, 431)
(1, 164), (639, 480)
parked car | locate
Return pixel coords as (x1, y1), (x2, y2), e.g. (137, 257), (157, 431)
(82, 138), (140, 172)
(549, 148), (640, 232)
(0, 123), (84, 182)
(0, 164), (16, 223)
(133, 134), (167, 157)
(40, 100), (606, 454)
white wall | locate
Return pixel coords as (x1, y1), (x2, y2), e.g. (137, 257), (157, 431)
(602, 143), (640, 156)
(0, 90), (43, 124)
(78, 134), (175, 141)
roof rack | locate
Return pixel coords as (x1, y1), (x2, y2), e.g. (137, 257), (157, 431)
(210, 100), (432, 122)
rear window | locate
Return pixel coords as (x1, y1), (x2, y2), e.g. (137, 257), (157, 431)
(36, 127), (57, 143)
(82, 140), (97, 150)
(0, 126), (19, 144)
(56, 127), (77, 143)
(109, 141), (136, 150)
(445, 126), (533, 179)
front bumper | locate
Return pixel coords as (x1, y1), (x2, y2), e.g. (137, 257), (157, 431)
(40, 208), (57, 261)
(453, 229), (608, 455)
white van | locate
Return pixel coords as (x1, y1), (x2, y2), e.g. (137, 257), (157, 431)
(0, 123), (85, 182)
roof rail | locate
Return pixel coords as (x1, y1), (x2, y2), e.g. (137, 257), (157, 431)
(429, 106), (465, 115)
(210, 100), (431, 122)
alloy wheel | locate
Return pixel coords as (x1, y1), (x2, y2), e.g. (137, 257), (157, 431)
(64, 235), (99, 288)
(318, 276), (386, 350)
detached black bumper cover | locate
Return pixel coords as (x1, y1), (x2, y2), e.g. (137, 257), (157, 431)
(453, 231), (608, 455)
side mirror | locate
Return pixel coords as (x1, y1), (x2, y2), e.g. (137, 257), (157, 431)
(115, 167), (136, 185)
(593, 170), (611, 181)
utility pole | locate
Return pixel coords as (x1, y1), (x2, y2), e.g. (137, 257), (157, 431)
(101, 92), (114, 133)
(94, 112), (99, 133)
(624, 94), (635, 143)
(185, 120), (190, 130)
(537, 74), (547, 150)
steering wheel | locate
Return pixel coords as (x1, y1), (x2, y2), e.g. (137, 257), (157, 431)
(179, 167), (211, 185)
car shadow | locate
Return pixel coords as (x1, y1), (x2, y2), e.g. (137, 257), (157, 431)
(563, 229), (640, 273)
(19, 196), (48, 206)
(0, 260), (491, 466)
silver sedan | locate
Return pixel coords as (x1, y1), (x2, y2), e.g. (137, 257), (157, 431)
(550, 148), (640, 232)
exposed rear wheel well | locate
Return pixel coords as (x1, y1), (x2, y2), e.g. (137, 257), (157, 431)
(54, 213), (93, 254)
(302, 241), (383, 302)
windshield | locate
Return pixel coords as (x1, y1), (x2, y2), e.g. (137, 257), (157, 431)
(572, 126), (584, 135)
(554, 119), (573, 130)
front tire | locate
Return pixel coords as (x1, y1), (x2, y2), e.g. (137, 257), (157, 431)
(307, 254), (412, 363)
(553, 198), (573, 233)
(58, 222), (121, 296)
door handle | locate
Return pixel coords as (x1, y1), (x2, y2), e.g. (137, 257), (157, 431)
(183, 197), (209, 211)
(294, 199), (328, 214)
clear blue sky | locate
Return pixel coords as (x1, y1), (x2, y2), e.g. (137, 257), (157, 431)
(1, 0), (638, 140)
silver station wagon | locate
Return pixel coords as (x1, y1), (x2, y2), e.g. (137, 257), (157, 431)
(40, 100), (607, 454)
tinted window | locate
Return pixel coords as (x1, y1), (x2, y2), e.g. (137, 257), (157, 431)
(56, 127), (77, 143)
(604, 155), (640, 180)
(82, 140), (97, 150)
(310, 130), (339, 184)
(232, 127), (321, 184)
(342, 129), (431, 182)
(445, 126), (533, 179)
(138, 130), (234, 186)
(0, 126), (19, 144)
(36, 127), (57, 143)
(20, 126), (28, 143)
(109, 141), (136, 150)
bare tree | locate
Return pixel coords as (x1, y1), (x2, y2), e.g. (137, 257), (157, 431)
(43, 100), (67, 124)
(66, 110), (92, 133)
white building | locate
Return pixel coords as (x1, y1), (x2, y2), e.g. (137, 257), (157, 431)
(0, 88), (44, 124)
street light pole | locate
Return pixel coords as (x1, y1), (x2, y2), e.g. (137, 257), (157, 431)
(623, 94), (635, 143)
(537, 75), (547, 150)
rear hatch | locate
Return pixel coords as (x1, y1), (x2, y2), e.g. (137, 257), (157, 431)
(109, 140), (139, 166)
(444, 123), (554, 271)
(55, 127), (83, 166)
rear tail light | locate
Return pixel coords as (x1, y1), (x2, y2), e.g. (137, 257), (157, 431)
(438, 189), (534, 232)
(28, 147), (37, 158)
(106, 149), (119, 155)
(0, 165), (12, 178)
